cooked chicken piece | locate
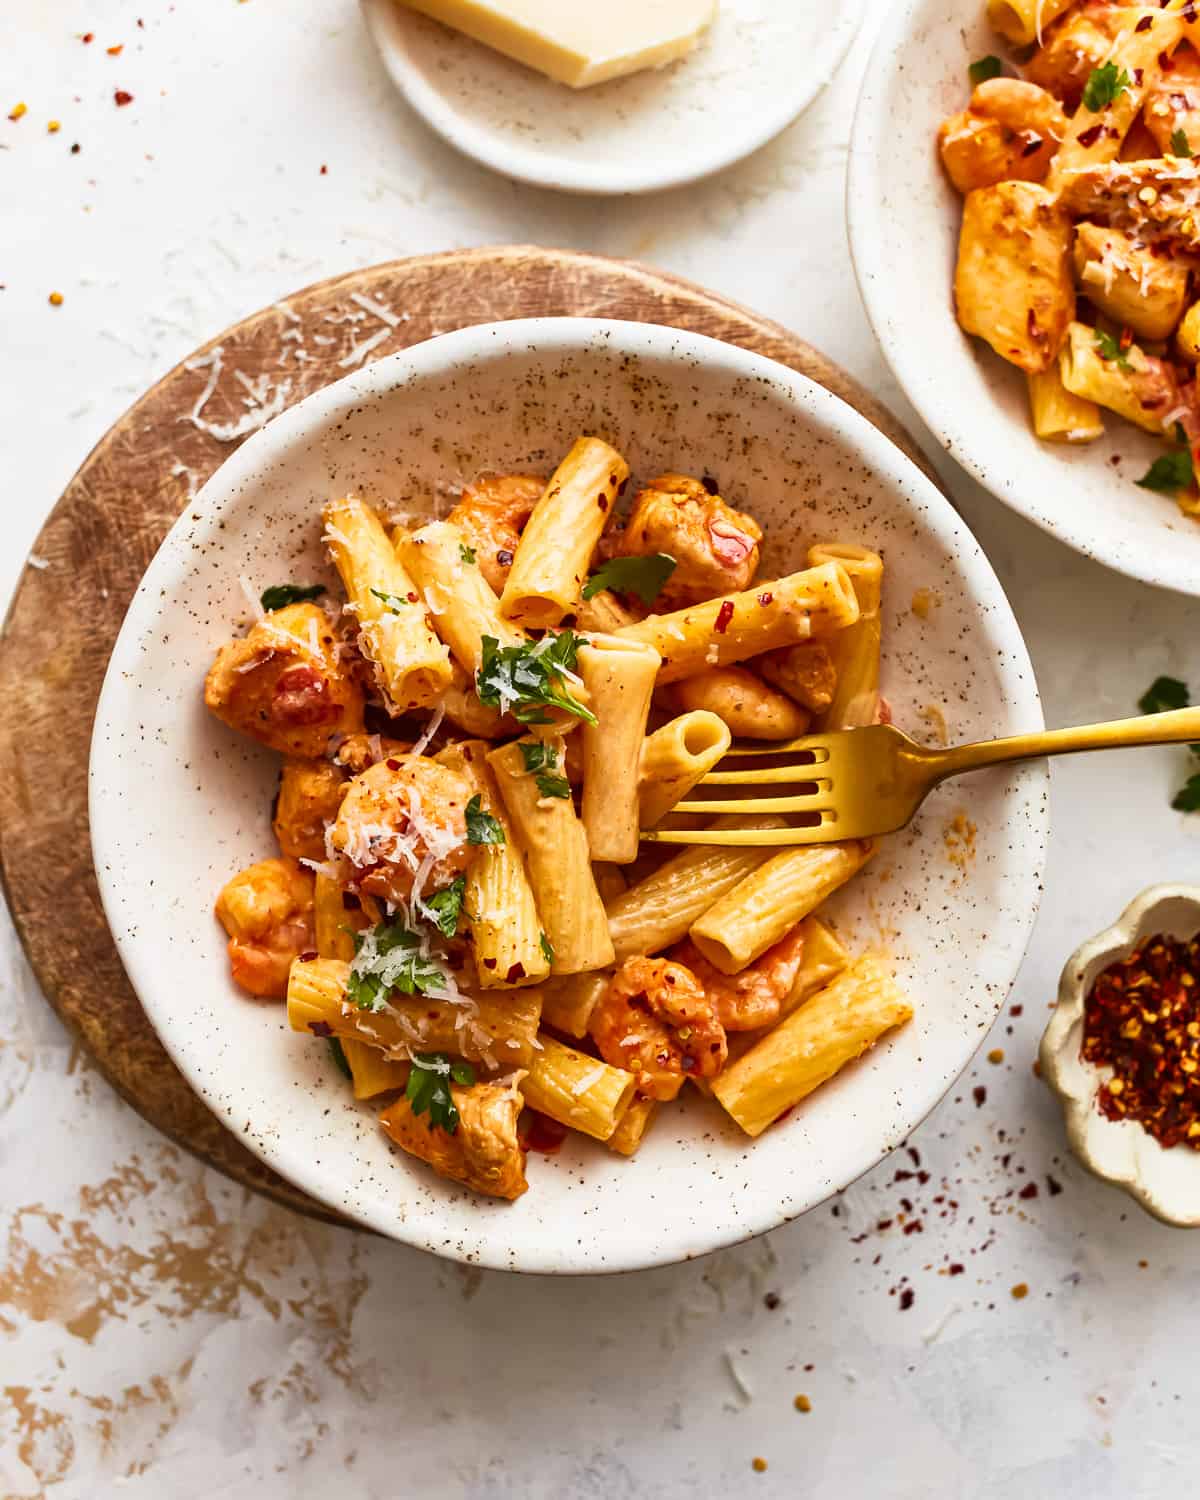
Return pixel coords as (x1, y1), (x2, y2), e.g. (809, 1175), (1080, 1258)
(333, 732), (412, 776)
(447, 473), (545, 594)
(1025, 2), (1136, 110)
(589, 955), (727, 1101)
(607, 474), (762, 609)
(274, 758), (348, 861)
(204, 602), (364, 757)
(215, 857), (315, 999)
(670, 666), (809, 741)
(329, 754), (474, 907)
(1058, 159), (1200, 254)
(1142, 42), (1200, 157)
(955, 181), (1075, 373)
(379, 1077), (528, 1199)
(756, 641), (837, 714)
(938, 79), (1066, 194)
(1073, 223), (1190, 341)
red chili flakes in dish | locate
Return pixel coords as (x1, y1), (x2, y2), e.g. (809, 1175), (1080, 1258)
(520, 1111), (568, 1154)
(757, 592), (773, 607)
(713, 600), (734, 635)
(1077, 123), (1104, 148)
(1082, 932), (1200, 1149)
(114, 89), (134, 107)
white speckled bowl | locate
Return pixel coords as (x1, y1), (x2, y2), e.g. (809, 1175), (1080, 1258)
(361, 0), (865, 195)
(848, 0), (1200, 598)
(90, 318), (1048, 1272)
(1041, 886), (1200, 1226)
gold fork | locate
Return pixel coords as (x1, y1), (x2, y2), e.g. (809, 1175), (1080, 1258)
(639, 707), (1200, 846)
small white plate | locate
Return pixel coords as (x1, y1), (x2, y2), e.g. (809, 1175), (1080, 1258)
(362, 0), (865, 195)
(91, 318), (1047, 1273)
(848, 0), (1200, 598)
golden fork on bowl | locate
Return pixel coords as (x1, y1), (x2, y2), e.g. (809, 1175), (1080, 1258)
(639, 708), (1200, 847)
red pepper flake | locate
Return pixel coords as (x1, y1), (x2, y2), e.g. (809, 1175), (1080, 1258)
(407, 591), (418, 603)
(1082, 932), (1200, 1148)
(1136, 13), (1153, 28)
(1019, 1181), (1039, 1200)
(70, 142), (81, 154)
(948, 1262), (965, 1276)
(973, 1084), (987, 1107)
(713, 600), (734, 635)
(764, 1292), (781, 1310)
(757, 592), (774, 607)
(506, 961), (526, 982)
(299, 949), (318, 962)
(82, 31), (94, 43)
(107, 43), (124, 55)
(1118, 326), (1134, 354)
(1020, 132), (1044, 157)
(902, 1219), (924, 1235)
(496, 548), (514, 567)
(308, 1020), (333, 1037)
(385, 758), (401, 771)
(114, 89), (133, 107)
(701, 475), (719, 495)
(899, 1287), (915, 1311)
(320, 163), (328, 175)
(1077, 123), (1104, 148)
(1046, 1174), (1063, 1195)
(520, 1110), (568, 1154)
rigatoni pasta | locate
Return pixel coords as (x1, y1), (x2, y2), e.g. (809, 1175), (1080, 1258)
(205, 435), (911, 1202)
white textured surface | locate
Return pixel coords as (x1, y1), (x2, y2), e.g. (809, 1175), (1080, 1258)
(1, 1), (1199, 1495)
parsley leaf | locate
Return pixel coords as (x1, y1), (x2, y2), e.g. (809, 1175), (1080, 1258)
(1082, 62), (1132, 113)
(370, 586), (411, 612)
(347, 920), (454, 1010)
(1094, 328), (1131, 370)
(1173, 773), (1200, 812)
(260, 582), (325, 611)
(968, 55), (1003, 86)
(1139, 676), (1190, 715)
(519, 739), (571, 798)
(459, 543), (477, 565)
(1172, 127), (1194, 158)
(1136, 450), (1194, 495)
(327, 1036), (352, 1079)
(582, 553), (677, 607)
(465, 793), (506, 846)
(539, 931), (555, 966)
(476, 632), (596, 726)
(405, 1053), (476, 1133)
(422, 876), (466, 939)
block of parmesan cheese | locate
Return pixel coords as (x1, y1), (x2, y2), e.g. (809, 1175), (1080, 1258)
(399, 0), (718, 89)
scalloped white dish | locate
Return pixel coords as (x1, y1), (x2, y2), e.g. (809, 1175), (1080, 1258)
(90, 317), (1048, 1273)
(1041, 884), (1200, 1226)
(361, 0), (865, 195)
(848, 0), (1200, 598)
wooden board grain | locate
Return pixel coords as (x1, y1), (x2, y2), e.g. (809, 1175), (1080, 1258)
(0, 246), (939, 1226)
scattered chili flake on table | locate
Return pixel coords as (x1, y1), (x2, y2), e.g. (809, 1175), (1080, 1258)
(8, 101), (27, 121)
(1081, 932), (1200, 1148)
(114, 89), (134, 107)
(48, 291), (63, 306)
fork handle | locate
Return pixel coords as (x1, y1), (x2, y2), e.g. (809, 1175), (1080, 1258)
(926, 706), (1200, 781)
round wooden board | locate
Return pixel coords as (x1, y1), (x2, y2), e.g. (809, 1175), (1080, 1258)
(0, 246), (939, 1227)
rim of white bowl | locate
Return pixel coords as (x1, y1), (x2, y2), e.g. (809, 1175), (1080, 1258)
(90, 317), (1049, 1272)
(360, 0), (866, 196)
(847, 0), (1200, 599)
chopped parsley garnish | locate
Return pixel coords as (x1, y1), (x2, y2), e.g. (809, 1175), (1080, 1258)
(1137, 678), (1200, 808)
(1140, 676), (1189, 716)
(370, 586), (410, 612)
(582, 553), (677, 606)
(459, 543), (477, 565)
(539, 931), (555, 966)
(422, 876), (466, 939)
(968, 55), (1003, 86)
(406, 1052), (475, 1133)
(1136, 449), (1194, 495)
(1094, 328), (1131, 370)
(519, 739), (571, 798)
(347, 919), (455, 1010)
(1082, 62), (1132, 113)
(260, 582), (325, 611)
(476, 632), (596, 726)
(465, 793), (505, 846)
(1172, 127), (1193, 158)
(327, 1036), (352, 1079)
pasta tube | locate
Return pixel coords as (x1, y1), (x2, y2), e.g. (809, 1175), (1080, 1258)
(808, 543), (882, 731)
(396, 519), (526, 674)
(1073, 224), (1189, 343)
(986, 0), (1072, 46)
(287, 958), (542, 1066)
(607, 1096), (657, 1157)
(1059, 322), (1178, 434)
(578, 635), (661, 863)
(723, 916), (851, 1065)
(591, 863), (628, 905)
(711, 955), (913, 1137)
(314, 872), (366, 962)
(520, 1034), (635, 1141)
(689, 840), (876, 975)
(323, 495), (452, 712)
(756, 642), (836, 714)
(671, 666), (808, 740)
(341, 1039), (409, 1099)
(435, 739), (549, 989)
(638, 711), (731, 828)
(1027, 368), (1105, 444)
(614, 563), (859, 683)
(605, 815), (788, 961)
(488, 739), (615, 974)
(500, 437), (630, 629)
(538, 971), (610, 1039)
(380, 1077), (528, 1200)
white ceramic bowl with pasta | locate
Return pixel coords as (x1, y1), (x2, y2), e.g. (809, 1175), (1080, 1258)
(849, 0), (1200, 597)
(90, 319), (1047, 1272)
